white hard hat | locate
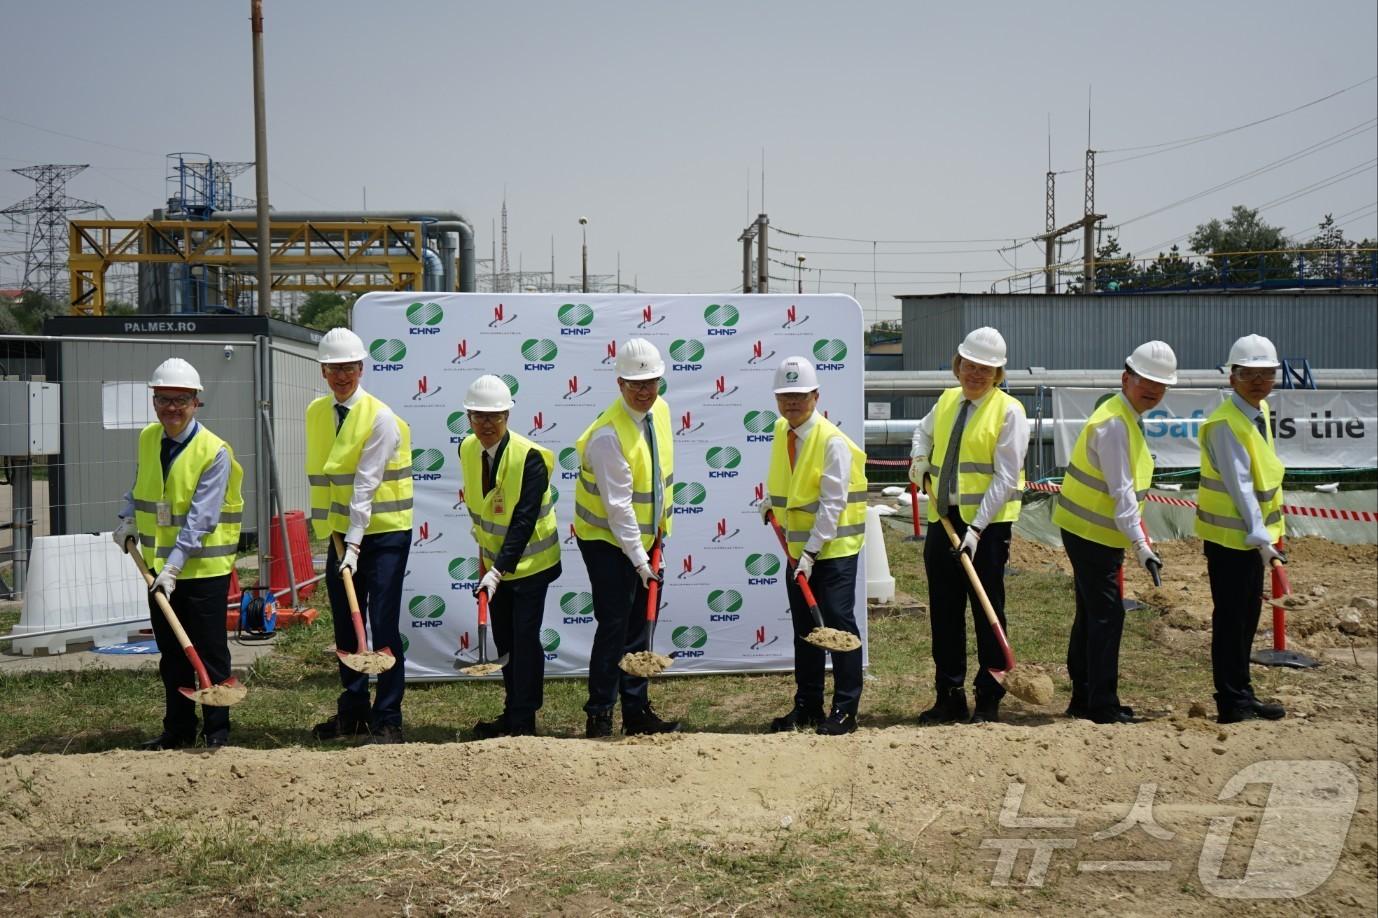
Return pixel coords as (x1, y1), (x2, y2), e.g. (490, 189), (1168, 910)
(773, 355), (819, 394)
(462, 374), (514, 412)
(1125, 340), (1178, 386)
(1227, 334), (1280, 369)
(615, 338), (665, 381)
(317, 327), (367, 364)
(956, 327), (1008, 368)
(148, 357), (203, 391)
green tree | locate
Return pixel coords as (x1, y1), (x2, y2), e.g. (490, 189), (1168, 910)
(296, 292), (353, 331)
(1067, 237), (1148, 293)
(1188, 205), (1294, 285)
(0, 291), (64, 334)
(1298, 214), (1376, 283)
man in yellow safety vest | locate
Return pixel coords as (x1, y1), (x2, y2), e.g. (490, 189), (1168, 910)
(114, 357), (244, 750)
(459, 374), (562, 738)
(1197, 334), (1288, 725)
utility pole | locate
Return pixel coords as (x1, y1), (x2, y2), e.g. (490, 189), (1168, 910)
(755, 213), (768, 293)
(739, 225), (755, 293)
(250, 0), (271, 316)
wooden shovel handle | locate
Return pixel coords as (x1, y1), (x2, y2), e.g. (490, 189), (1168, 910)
(331, 532), (368, 649)
(126, 537), (212, 690)
(926, 487), (1016, 672)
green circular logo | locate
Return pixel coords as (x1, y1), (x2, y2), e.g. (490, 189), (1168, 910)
(447, 557), (479, 581)
(368, 338), (407, 362)
(558, 447), (580, 471)
(406, 301), (443, 326)
(499, 373), (519, 396)
(812, 338), (848, 362)
(745, 553), (781, 577)
(704, 303), (739, 327)
(446, 412), (472, 437)
(412, 448), (445, 472)
(742, 410), (779, 433)
(560, 592), (594, 616)
(668, 338), (706, 362)
(521, 338), (559, 361)
(540, 628), (561, 651)
(707, 589), (743, 613)
(557, 303), (594, 327)
(705, 446), (741, 470)
(672, 625), (709, 649)
(408, 595), (446, 619)
(673, 482), (706, 506)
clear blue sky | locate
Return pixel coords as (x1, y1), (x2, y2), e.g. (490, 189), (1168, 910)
(2, 0), (1375, 322)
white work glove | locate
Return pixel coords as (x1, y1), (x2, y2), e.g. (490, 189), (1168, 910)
(908, 456), (931, 488)
(113, 517), (138, 553)
(151, 563), (180, 598)
(795, 551), (816, 582)
(1257, 542), (1285, 565)
(476, 567), (503, 600)
(636, 561), (659, 589)
(959, 526), (981, 559)
(1132, 540), (1161, 572)
(757, 499), (774, 526)
(339, 543), (360, 577)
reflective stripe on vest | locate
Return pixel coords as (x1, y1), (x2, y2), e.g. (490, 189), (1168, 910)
(765, 414), (868, 560)
(1195, 398), (1286, 548)
(459, 432), (561, 580)
(305, 393), (414, 539)
(131, 422), (244, 578)
(572, 398), (674, 550)
(1051, 395), (1152, 549)
(927, 387), (1025, 524)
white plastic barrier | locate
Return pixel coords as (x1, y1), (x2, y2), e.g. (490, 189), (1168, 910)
(864, 506), (896, 603)
(8, 533), (150, 655)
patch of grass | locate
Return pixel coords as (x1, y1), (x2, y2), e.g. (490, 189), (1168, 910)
(0, 606), (18, 654)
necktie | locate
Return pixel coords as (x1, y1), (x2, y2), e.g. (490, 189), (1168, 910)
(1254, 413), (1268, 440)
(335, 403), (349, 432)
(482, 449), (494, 495)
(645, 416), (663, 533)
(159, 436), (176, 479)
(936, 399), (970, 510)
(787, 428), (798, 470)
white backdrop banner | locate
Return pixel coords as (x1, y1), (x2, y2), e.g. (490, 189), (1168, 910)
(352, 293), (867, 680)
(1051, 388), (1378, 469)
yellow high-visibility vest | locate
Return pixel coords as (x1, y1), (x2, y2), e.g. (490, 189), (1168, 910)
(305, 393), (413, 539)
(460, 432), (561, 579)
(766, 414), (868, 560)
(927, 387), (1026, 524)
(1195, 398), (1285, 548)
(1052, 395), (1153, 548)
(573, 398), (674, 550)
(132, 422), (244, 578)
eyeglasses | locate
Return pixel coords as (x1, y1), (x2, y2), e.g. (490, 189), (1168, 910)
(621, 378), (661, 392)
(1234, 367), (1276, 382)
(323, 363), (362, 376)
(152, 395), (194, 409)
(467, 411), (506, 425)
(960, 362), (997, 378)
(775, 391), (814, 403)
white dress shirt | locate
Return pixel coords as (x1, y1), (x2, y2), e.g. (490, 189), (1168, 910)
(910, 388), (1030, 530)
(583, 398), (657, 568)
(1204, 391), (1273, 546)
(337, 386), (402, 546)
(1085, 392), (1147, 546)
(790, 410), (853, 556)
(119, 419), (231, 571)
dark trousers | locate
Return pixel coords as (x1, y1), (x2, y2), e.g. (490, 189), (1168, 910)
(326, 529), (411, 730)
(579, 538), (655, 716)
(1205, 541), (1265, 712)
(1063, 529), (1126, 713)
(490, 563), (560, 725)
(787, 552), (863, 716)
(923, 509), (1012, 703)
(147, 572), (231, 742)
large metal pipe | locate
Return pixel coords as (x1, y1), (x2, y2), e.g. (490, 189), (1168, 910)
(865, 368), (1378, 396)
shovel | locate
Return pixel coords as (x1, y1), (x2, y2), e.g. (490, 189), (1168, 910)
(126, 538), (247, 706)
(455, 562), (509, 676)
(764, 509), (861, 652)
(330, 533), (396, 674)
(619, 536), (673, 676)
(926, 487), (1053, 707)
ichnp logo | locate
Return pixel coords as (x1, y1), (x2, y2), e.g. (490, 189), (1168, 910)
(748, 339), (776, 365)
(557, 302), (594, 335)
(499, 374), (520, 397)
(745, 552), (781, 586)
(670, 625), (708, 658)
(528, 411), (555, 436)
(408, 594), (446, 628)
(677, 553), (706, 580)
(671, 481), (707, 515)
(704, 302), (739, 336)
(706, 589), (743, 622)
(447, 557), (480, 591)
(558, 447), (581, 480)
(451, 338), (480, 364)
(521, 338), (558, 371)
(705, 446), (741, 479)
(412, 448), (445, 481)
(540, 627), (561, 660)
(750, 625), (780, 649)
(413, 521), (443, 548)
(489, 302), (516, 328)
(560, 591), (594, 625)
(710, 375), (739, 400)
(743, 410), (778, 443)
(677, 410), (704, 436)
(413, 374), (443, 401)
(637, 304), (665, 328)
(783, 303), (810, 329)
(547, 483), (560, 505)
(564, 374), (592, 400)
(407, 301), (443, 335)
(712, 517), (740, 543)
(669, 338), (705, 371)
(369, 338), (407, 371)
(813, 338), (848, 370)
(446, 411), (472, 444)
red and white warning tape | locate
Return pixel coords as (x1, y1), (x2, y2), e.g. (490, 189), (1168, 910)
(1024, 479), (1377, 522)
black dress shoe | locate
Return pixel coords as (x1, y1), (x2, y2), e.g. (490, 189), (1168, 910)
(918, 691), (969, 725)
(623, 704), (681, 736)
(367, 724), (405, 744)
(474, 715), (536, 739)
(969, 701), (1000, 724)
(769, 705), (825, 733)
(816, 711), (857, 735)
(1250, 699), (1286, 720)
(1217, 706), (1259, 725)
(311, 715), (371, 740)
(1067, 702), (1133, 721)
(1089, 706), (1136, 725)
(138, 732), (195, 751)
(586, 712), (614, 739)
(204, 735), (230, 750)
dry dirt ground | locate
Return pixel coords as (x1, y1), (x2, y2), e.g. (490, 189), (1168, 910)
(1, 537), (1375, 916)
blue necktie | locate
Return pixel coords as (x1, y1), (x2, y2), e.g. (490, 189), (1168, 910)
(936, 400), (970, 510)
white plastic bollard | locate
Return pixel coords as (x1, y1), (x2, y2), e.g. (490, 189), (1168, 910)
(864, 505), (895, 603)
(9, 533), (150, 655)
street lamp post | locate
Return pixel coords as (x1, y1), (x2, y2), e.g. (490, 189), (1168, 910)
(579, 217), (589, 293)
(797, 255), (805, 294)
